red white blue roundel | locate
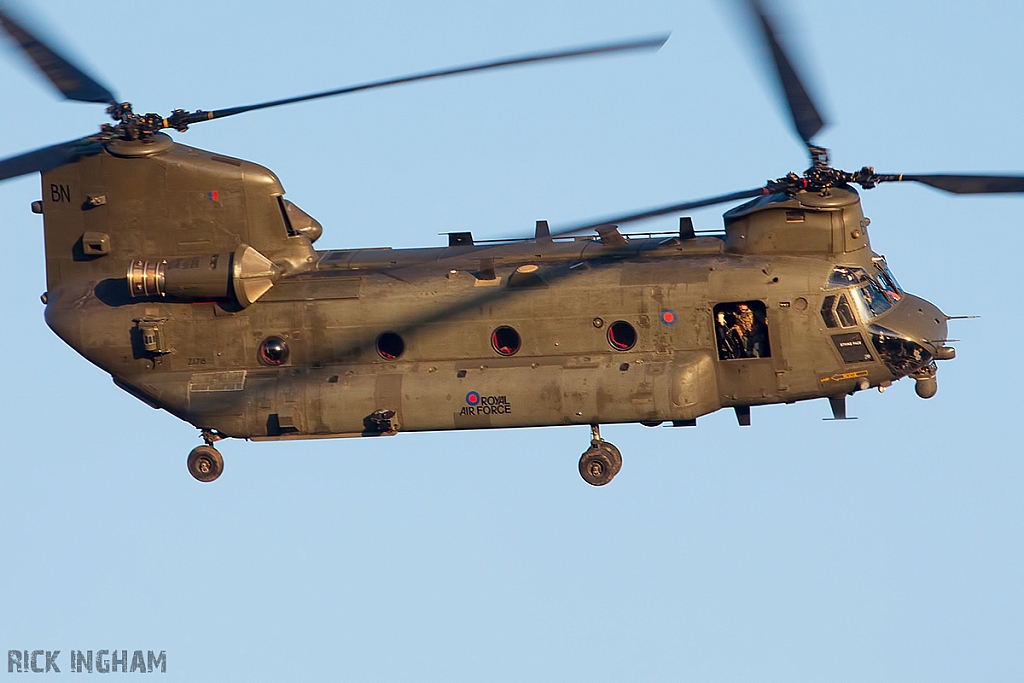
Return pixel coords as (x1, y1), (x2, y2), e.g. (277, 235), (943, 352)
(465, 391), (481, 406)
(660, 309), (677, 326)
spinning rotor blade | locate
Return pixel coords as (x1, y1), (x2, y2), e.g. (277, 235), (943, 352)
(416, 185), (770, 279)
(547, 187), (766, 238)
(0, 4), (116, 104)
(884, 173), (1024, 194)
(0, 136), (104, 182)
(177, 34), (670, 125)
(374, 185), (776, 361)
(740, 0), (826, 148)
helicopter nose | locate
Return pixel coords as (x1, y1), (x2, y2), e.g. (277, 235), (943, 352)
(868, 293), (951, 398)
(875, 294), (949, 352)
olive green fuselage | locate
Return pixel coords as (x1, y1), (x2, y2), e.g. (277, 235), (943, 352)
(37, 138), (945, 441)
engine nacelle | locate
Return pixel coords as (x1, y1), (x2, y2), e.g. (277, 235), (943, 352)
(127, 244), (280, 307)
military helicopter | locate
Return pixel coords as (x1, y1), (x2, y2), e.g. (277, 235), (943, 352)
(2, 1), (1021, 486)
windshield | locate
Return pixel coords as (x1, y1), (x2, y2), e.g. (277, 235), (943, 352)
(873, 257), (904, 302)
(827, 266), (868, 288)
(856, 279), (892, 317)
(827, 265), (894, 319)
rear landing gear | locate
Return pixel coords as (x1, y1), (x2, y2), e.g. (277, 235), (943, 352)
(579, 424), (621, 486)
(188, 430), (224, 482)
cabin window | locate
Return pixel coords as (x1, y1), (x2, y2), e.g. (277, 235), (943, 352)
(715, 301), (770, 360)
(376, 332), (405, 360)
(259, 336), (289, 366)
(492, 326), (521, 356)
(607, 321), (637, 351)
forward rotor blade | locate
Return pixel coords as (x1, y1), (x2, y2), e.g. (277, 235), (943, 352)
(181, 34), (670, 125)
(891, 174), (1024, 194)
(399, 186), (769, 282)
(332, 188), (766, 361)
(339, 185), (771, 355)
(548, 187), (767, 238)
(0, 4), (116, 104)
(0, 136), (104, 182)
(740, 0), (825, 146)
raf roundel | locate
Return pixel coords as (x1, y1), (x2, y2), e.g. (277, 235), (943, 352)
(660, 309), (677, 326)
(465, 391), (481, 406)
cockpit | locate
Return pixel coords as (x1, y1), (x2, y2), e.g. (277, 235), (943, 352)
(826, 257), (904, 321)
(822, 258), (935, 378)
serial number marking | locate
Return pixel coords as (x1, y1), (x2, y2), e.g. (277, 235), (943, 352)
(50, 183), (71, 203)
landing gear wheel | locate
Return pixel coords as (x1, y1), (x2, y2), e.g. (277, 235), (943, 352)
(187, 445), (224, 483)
(579, 442), (622, 486)
(601, 441), (622, 473)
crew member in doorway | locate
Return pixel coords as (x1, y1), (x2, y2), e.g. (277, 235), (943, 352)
(716, 302), (770, 360)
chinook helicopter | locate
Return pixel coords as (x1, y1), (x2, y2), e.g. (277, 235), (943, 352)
(2, 1), (1021, 486)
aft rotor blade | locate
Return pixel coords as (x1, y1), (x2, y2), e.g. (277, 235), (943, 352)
(887, 173), (1024, 194)
(548, 187), (767, 238)
(740, 0), (825, 146)
(0, 136), (104, 182)
(181, 34), (670, 125)
(0, 4), (116, 104)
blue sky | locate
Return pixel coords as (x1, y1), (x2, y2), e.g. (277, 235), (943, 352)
(1, 0), (1023, 680)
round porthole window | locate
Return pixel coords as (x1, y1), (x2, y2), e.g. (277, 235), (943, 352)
(376, 332), (405, 360)
(607, 321), (637, 351)
(491, 326), (521, 356)
(259, 336), (289, 365)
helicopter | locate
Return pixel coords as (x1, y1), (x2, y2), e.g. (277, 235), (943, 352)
(1, 0), (1021, 486)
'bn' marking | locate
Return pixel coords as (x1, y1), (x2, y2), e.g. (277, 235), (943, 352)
(50, 184), (71, 203)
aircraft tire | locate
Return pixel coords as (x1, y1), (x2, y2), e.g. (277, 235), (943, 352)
(599, 441), (622, 475)
(188, 445), (224, 483)
(579, 443), (620, 486)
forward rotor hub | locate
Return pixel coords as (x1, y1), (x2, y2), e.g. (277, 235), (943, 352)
(102, 102), (198, 141)
(765, 161), (879, 196)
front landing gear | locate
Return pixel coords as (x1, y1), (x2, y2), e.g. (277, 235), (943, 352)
(188, 430), (224, 482)
(579, 424), (622, 486)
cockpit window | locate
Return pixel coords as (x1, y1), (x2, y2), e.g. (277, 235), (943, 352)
(820, 294), (858, 329)
(873, 258), (904, 302)
(835, 294), (857, 327)
(827, 266), (868, 288)
(827, 264), (894, 319)
(820, 295), (838, 328)
(870, 325), (932, 377)
(856, 280), (892, 317)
